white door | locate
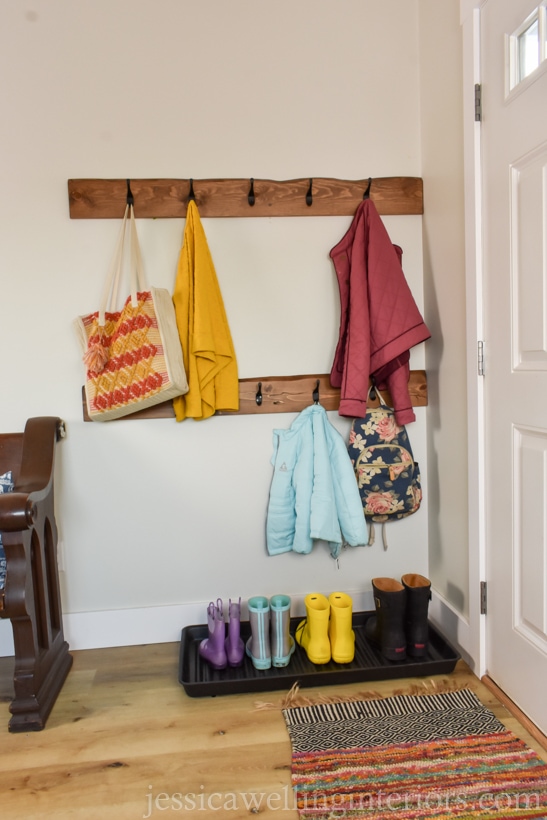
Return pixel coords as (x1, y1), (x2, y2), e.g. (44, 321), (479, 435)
(482, 0), (547, 731)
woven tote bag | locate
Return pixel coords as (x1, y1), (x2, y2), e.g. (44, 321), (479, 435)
(74, 204), (188, 421)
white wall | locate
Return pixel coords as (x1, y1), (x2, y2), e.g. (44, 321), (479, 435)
(0, 1), (439, 652)
(418, 2), (469, 621)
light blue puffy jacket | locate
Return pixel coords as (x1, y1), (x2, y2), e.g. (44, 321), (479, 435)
(266, 404), (368, 558)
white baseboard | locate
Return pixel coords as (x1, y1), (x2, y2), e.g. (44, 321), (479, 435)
(0, 589), (376, 656)
(0, 602), (207, 656)
(429, 588), (473, 668)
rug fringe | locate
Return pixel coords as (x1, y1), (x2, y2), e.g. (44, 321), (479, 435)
(254, 678), (473, 711)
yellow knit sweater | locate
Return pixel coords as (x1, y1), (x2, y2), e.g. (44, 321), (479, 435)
(172, 201), (239, 421)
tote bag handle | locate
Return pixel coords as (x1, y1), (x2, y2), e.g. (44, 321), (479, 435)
(97, 204), (148, 327)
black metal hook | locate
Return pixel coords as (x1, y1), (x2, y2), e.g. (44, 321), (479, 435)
(363, 177), (372, 200)
(255, 382), (263, 406)
(248, 178), (255, 207)
(306, 178), (313, 207)
(188, 179), (196, 203)
(313, 380), (320, 404)
(126, 179), (134, 207)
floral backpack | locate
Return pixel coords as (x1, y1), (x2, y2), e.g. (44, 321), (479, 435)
(347, 389), (421, 549)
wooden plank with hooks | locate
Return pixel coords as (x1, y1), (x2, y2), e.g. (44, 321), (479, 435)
(81, 370), (427, 421)
(68, 176), (423, 219)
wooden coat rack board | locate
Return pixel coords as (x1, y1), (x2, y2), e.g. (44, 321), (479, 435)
(68, 176), (423, 219)
(70, 176), (427, 421)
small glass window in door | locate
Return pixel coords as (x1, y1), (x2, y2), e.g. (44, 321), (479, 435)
(509, 4), (547, 90)
(518, 15), (540, 81)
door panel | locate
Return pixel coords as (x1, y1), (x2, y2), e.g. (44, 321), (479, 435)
(511, 143), (547, 367)
(513, 426), (547, 646)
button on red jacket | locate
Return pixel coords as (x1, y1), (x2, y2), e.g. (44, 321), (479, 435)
(330, 198), (431, 425)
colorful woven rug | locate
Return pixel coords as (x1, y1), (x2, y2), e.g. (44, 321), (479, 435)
(282, 688), (547, 819)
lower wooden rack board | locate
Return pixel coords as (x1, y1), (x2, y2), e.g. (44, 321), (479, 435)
(82, 370), (427, 421)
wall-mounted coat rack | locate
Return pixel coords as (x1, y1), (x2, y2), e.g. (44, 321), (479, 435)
(72, 175), (427, 421)
(68, 176), (423, 219)
(81, 371), (427, 422)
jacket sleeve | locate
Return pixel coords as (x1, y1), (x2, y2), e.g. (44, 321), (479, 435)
(309, 409), (368, 558)
(309, 409), (344, 557)
(385, 361), (416, 425)
(323, 414), (368, 552)
(266, 430), (297, 555)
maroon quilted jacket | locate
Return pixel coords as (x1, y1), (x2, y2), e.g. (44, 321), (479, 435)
(330, 198), (430, 425)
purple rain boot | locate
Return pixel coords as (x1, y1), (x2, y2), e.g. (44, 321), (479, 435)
(225, 597), (245, 667)
(199, 599), (227, 670)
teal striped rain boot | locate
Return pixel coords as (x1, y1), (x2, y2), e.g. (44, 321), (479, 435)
(270, 594), (295, 668)
(245, 596), (271, 670)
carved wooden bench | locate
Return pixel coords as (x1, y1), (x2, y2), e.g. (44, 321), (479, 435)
(0, 417), (72, 732)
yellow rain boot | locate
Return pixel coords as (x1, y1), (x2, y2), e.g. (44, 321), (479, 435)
(295, 593), (331, 664)
(328, 591), (355, 663)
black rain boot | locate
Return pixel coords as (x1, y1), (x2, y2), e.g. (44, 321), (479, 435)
(365, 578), (407, 661)
(402, 573), (432, 658)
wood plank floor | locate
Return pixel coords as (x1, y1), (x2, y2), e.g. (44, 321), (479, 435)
(0, 644), (545, 820)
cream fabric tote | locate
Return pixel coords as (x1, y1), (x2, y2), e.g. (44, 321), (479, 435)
(74, 204), (188, 421)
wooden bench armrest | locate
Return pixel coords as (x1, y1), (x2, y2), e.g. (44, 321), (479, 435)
(0, 416), (71, 731)
(12, 417), (65, 496)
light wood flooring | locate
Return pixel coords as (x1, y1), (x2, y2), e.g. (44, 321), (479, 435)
(0, 643), (545, 820)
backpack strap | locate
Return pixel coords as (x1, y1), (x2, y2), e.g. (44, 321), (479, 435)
(366, 521), (389, 549)
(367, 382), (391, 410)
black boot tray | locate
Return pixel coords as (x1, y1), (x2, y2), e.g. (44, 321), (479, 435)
(179, 610), (460, 697)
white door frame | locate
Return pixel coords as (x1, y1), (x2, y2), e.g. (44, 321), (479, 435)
(460, 0), (487, 677)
